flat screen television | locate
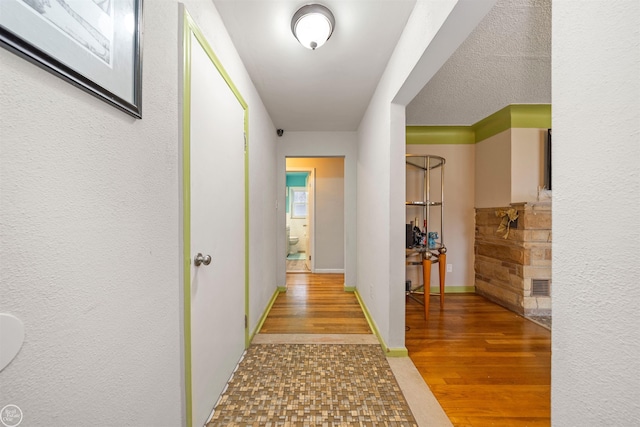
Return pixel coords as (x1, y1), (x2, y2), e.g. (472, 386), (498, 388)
(544, 129), (552, 190)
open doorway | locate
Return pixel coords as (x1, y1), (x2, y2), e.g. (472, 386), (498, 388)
(285, 157), (344, 274)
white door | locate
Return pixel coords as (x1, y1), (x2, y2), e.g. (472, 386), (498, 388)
(186, 26), (246, 427)
(305, 169), (315, 272)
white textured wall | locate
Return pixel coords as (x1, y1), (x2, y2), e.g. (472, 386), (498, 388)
(277, 132), (357, 287)
(0, 0), (277, 424)
(406, 144), (476, 290)
(552, 1), (640, 425)
(358, 0), (496, 350)
(0, 2), (183, 424)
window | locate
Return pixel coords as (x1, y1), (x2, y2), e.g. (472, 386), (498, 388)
(290, 188), (308, 218)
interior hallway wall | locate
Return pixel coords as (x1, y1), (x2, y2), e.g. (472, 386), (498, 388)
(552, 1), (640, 424)
(0, 0), (277, 424)
(277, 132), (357, 288)
(357, 0), (497, 351)
(287, 157), (345, 272)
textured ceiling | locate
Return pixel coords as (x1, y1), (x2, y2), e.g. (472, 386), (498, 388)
(406, 0), (551, 126)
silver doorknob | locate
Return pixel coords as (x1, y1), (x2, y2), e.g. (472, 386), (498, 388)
(194, 253), (212, 266)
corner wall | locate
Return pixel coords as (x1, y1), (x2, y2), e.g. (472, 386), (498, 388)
(357, 0), (496, 351)
(552, 1), (640, 424)
(0, 1), (277, 424)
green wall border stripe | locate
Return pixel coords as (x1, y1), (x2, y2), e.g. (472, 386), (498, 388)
(472, 105), (513, 143)
(182, 8), (249, 427)
(406, 126), (475, 145)
(354, 290), (409, 358)
(407, 104), (551, 145)
(510, 104), (552, 129)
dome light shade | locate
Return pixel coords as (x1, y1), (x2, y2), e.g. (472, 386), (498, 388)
(291, 4), (335, 50)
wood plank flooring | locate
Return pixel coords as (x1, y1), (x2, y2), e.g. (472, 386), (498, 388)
(258, 273), (551, 426)
(406, 294), (551, 426)
(260, 273), (371, 334)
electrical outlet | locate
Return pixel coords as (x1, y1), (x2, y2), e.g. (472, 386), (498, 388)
(447, 264), (453, 273)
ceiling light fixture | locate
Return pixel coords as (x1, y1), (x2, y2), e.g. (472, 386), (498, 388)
(291, 4), (335, 50)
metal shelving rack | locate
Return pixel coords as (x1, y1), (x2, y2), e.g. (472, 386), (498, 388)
(405, 154), (447, 318)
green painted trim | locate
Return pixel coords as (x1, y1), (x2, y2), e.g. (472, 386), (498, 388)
(406, 126), (475, 145)
(510, 104), (552, 129)
(277, 286), (288, 292)
(182, 9), (249, 426)
(183, 7), (250, 350)
(407, 104), (551, 145)
(354, 290), (409, 358)
(181, 10), (193, 427)
(353, 289), (381, 342)
(429, 285), (475, 293)
(244, 109), (250, 350)
(385, 348), (409, 358)
(251, 288), (281, 340)
(344, 286), (356, 292)
(473, 105), (512, 143)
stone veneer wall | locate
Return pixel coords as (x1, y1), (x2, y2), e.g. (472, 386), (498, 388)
(475, 203), (552, 316)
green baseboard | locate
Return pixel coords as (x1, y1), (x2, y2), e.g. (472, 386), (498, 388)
(354, 289), (409, 358)
(277, 286), (287, 292)
(250, 288), (281, 340)
(344, 286), (356, 292)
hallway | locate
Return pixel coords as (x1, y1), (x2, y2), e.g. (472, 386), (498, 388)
(211, 273), (449, 425)
(253, 273), (551, 426)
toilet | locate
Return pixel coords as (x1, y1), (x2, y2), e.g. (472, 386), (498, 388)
(286, 226), (299, 256)
(288, 235), (299, 255)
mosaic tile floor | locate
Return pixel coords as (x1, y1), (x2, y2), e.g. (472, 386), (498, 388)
(207, 344), (418, 426)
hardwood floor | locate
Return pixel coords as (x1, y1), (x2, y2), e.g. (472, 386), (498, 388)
(260, 273), (371, 334)
(285, 259), (310, 272)
(258, 273), (551, 426)
(406, 293), (551, 426)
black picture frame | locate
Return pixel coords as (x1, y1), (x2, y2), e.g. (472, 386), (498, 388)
(0, 0), (143, 119)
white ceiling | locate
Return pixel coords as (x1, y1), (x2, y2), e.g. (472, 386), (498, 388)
(212, 0), (551, 131)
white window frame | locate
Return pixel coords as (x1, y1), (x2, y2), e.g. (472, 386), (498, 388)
(290, 187), (307, 219)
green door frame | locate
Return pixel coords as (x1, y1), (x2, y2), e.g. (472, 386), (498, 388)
(181, 8), (250, 426)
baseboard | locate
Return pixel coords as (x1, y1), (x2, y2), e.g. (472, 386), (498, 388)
(429, 285), (475, 293)
(344, 286), (356, 292)
(313, 269), (345, 274)
(250, 287), (282, 341)
(354, 289), (409, 358)
(277, 286), (287, 292)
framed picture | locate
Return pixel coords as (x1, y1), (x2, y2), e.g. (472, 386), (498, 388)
(0, 0), (143, 118)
